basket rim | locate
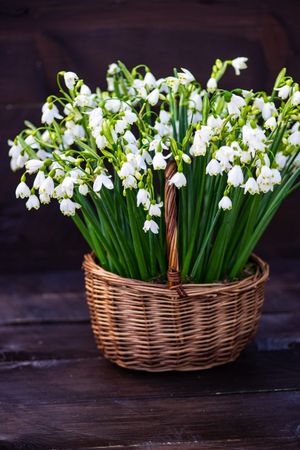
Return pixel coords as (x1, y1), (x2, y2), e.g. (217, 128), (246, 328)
(83, 252), (269, 295)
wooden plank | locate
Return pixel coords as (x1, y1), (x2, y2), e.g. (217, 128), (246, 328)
(0, 391), (298, 449)
(0, 348), (299, 401)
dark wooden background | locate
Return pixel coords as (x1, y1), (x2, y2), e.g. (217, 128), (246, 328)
(1, 0), (300, 273)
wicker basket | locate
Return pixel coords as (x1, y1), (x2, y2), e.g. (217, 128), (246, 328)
(83, 162), (269, 372)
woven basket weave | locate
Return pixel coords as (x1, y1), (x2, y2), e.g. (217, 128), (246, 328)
(83, 161), (269, 372)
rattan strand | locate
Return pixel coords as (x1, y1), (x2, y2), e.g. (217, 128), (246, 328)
(83, 252), (269, 372)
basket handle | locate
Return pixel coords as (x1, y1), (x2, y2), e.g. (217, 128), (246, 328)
(165, 160), (183, 291)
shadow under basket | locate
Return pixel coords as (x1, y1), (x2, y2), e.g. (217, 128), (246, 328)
(83, 162), (269, 372)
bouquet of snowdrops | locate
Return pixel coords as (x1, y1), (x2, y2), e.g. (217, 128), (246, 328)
(9, 57), (300, 283)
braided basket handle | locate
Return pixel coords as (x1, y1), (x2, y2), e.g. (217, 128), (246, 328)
(165, 160), (183, 291)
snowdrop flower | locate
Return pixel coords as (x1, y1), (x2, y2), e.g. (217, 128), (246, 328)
(215, 146), (234, 170)
(123, 130), (137, 144)
(288, 130), (300, 145)
(115, 119), (128, 135)
(39, 192), (51, 204)
(190, 127), (212, 156)
(264, 116), (276, 130)
(207, 115), (223, 130)
(105, 98), (121, 113)
(39, 176), (55, 196)
(227, 94), (246, 116)
(33, 171), (46, 189)
(122, 175), (137, 189)
(79, 184), (89, 196)
(74, 85), (94, 107)
(64, 71), (79, 90)
(60, 198), (81, 216)
(135, 154), (147, 171)
(53, 184), (64, 199)
(26, 195), (40, 210)
(243, 178), (259, 195)
(119, 162), (135, 177)
(147, 88), (160, 106)
(275, 152), (288, 169)
(271, 169), (281, 185)
(25, 159), (44, 174)
(159, 110), (171, 124)
(8, 141), (22, 158)
(149, 202), (163, 217)
(178, 68), (195, 85)
(96, 134), (108, 150)
(207, 77), (217, 93)
(166, 76), (180, 93)
(231, 57), (248, 76)
(61, 177), (74, 197)
(206, 159), (222, 176)
(218, 196), (232, 210)
(189, 91), (202, 111)
(228, 165), (244, 187)
(276, 85), (290, 100)
(25, 135), (40, 149)
(107, 63), (119, 75)
(240, 151), (251, 164)
(143, 219), (159, 234)
(169, 172), (187, 188)
(42, 103), (62, 125)
(124, 111), (138, 125)
(152, 152), (168, 170)
(93, 172), (114, 192)
(89, 108), (103, 128)
(242, 125), (266, 153)
(182, 154), (191, 164)
(291, 91), (300, 106)
(262, 102), (276, 121)
(149, 139), (167, 152)
(137, 189), (150, 209)
(144, 72), (156, 89)
(16, 181), (31, 199)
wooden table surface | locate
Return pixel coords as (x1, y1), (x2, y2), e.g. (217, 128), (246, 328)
(0, 259), (299, 450)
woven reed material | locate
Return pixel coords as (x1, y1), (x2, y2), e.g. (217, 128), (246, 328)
(83, 253), (269, 372)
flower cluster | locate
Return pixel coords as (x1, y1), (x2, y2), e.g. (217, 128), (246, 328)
(9, 57), (300, 282)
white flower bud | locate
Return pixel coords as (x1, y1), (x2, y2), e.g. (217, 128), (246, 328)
(137, 189), (150, 208)
(231, 57), (248, 76)
(147, 89), (160, 106)
(207, 77), (217, 92)
(79, 184), (89, 196)
(291, 91), (300, 106)
(64, 71), (79, 90)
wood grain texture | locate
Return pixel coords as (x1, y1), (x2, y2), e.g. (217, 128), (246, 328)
(0, 0), (300, 271)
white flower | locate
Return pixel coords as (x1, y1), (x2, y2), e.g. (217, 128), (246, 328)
(288, 130), (300, 145)
(262, 102), (276, 121)
(79, 184), (89, 196)
(189, 91), (202, 111)
(61, 177), (74, 197)
(123, 130), (137, 144)
(137, 189), (150, 208)
(122, 175), (137, 189)
(207, 115), (223, 130)
(149, 139), (167, 152)
(215, 146), (234, 170)
(25, 159), (43, 174)
(276, 85), (290, 100)
(243, 178), (259, 195)
(26, 195), (40, 210)
(227, 94), (246, 116)
(275, 152), (288, 169)
(166, 76), (180, 93)
(107, 63), (119, 75)
(190, 126), (212, 156)
(206, 159), (222, 176)
(124, 111), (138, 125)
(16, 181), (31, 199)
(182, 154), (191, 164)
(115, 119), (128, 135)
(39, 192), (51, 204)
(169, 172), (187, 188)
(96, 134), (108, 150)
(291, 91), (300, 106)
(105, 98), (121, 113)
(207, 77), (217, 93)
(119, 162), (135, 177)
(242, 125), (266, 153)
(25, 135), (40, 149)
(159, 110), (171, 124)
(143, 219), (159, 234)
(39, 176), (55, 196)
(218, 196), (232, 210)
(178, 68), (195, 85)
(264, 116), (276, 130)
(93, 172), (114, 192)
(74, 85), (94, 107)
(41, 103), (62, 125)
(231, 57), (248, 76)
(64, 71), (79, 89)
(60, 198), (81, 216)
(33, 171), (46, 189)
(152, 152), (168, 170)
(89, 108), (103, 128)
(144, 72), (156, 89)
(147, 88), (160, 106)
(149, 202), (163, 217)
(228, 165), (244, 187)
